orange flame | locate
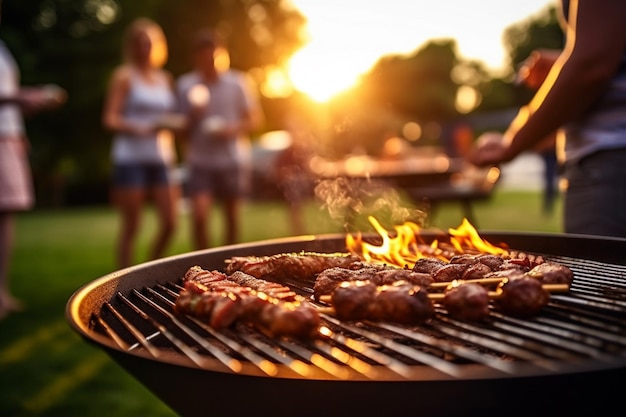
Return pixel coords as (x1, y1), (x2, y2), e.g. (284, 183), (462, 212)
(346, 216), (508, 268)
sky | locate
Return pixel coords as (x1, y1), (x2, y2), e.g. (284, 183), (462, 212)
(285, 0), (557, 102)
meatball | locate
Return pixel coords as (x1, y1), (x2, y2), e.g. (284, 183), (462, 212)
(495, 277), (549, 317)
(366, 283), (435, 324)
(443, 282), (490, 321)
(330, 281), (377, 320)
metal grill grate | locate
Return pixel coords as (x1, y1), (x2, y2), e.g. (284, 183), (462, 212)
(89, 253), (626, 381)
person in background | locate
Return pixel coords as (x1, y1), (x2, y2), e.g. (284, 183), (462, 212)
(176, 29), (263, 249)
(0, 34), (66, 318)
(102, 18), (180, 269)
(468, 0), (626, 238)
(517, 49), (562, 215)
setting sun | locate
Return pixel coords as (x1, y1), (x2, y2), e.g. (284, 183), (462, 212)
(285, 0), (554, 103)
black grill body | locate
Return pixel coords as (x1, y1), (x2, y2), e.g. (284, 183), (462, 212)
(66, 232), (626, 417)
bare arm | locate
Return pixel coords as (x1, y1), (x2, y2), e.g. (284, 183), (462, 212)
(470, 0), (626, 165)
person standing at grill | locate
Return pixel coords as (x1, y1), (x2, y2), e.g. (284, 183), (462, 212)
(468, 0), (626, 238)
(176, 29), (263, 249)
(0, 34), (66, 318)
(102, 18), (180, 268)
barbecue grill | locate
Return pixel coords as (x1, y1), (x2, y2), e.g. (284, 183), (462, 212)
(66, 231), (626, 417)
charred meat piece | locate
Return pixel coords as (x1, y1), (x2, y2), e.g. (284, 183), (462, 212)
(494, 277), (550, 318)
(432, 263), (468, 282)
(461, 262), (493, 280)
(329, 281), (376, 321)
(175, 280), (320, 339)
(330, 280), (435, 324)
(483, 268), (527, 281)
(375, 268), (434, 287)
(225, 252), (362, 282)
(448, 254), (481, 265)
(184, 266), (299, 301)
(313, 266), (433, 300)
(412, 258), (447, 274)
(313, 267), (380, 301)
(526, 261), (574, 285)
(474, 254), (506, 270)
(443, 282), (490, 321)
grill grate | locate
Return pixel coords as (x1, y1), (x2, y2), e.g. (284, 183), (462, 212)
(89, 253), (626, 381)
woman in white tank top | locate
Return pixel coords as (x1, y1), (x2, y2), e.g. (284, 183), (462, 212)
(102, 18), (180, 268)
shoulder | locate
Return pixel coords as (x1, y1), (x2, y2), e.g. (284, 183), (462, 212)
(110, 65), (133, 86)
(107, 66), (134, 95)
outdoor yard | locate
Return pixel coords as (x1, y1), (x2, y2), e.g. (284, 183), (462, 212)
(0, 189), (561, 417)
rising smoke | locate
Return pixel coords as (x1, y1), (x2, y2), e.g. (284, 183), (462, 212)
(314, 177), (428, 233)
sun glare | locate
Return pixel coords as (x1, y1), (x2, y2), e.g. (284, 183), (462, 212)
(284, 0), (553, 103)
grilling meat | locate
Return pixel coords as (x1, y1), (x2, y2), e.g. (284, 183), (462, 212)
(184, 266), (301, 302)
(175, 266), (321, 339)
(494, 277), (550, 318)
(443, 281), (491, 321)
(412, 258), (447, 274)
(415, 251), (574, 286)
(526, 261), (575, 285)
(313, 266), (434, 301)
(330, 280), (435, 324)
(225, 252), (362, 282)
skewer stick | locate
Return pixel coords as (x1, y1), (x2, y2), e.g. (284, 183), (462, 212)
(429, 277), (504, 289)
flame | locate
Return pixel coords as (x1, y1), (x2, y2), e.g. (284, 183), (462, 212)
(447, 218), (508, 256)
(346, 216), (508, 268)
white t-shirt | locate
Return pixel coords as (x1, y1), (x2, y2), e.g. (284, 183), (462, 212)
(111, 69), (177, 164)
(176, 70), (258, 170)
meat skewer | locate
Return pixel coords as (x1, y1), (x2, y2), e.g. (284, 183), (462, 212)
(319, 278), (569, 322)
(225, 252), (363, 282)
(313, 266), (434, 301)
(175, 266), (321, 339)
(417, 254), (574, 285)
(326, 280), (435, 324)
(313, 258), (572, 300)
(184, 265), (302, 302)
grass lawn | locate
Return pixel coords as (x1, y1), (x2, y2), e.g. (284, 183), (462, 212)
(0, 189), (562, 416)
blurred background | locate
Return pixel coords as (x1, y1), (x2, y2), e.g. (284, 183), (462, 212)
(0, 0), (564, 207)
(0, 0), (565, 416)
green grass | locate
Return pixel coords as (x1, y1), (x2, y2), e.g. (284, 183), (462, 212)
(0, 190), (561, 417)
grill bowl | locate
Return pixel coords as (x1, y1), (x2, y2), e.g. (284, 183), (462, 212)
(66, 232), (626, 417)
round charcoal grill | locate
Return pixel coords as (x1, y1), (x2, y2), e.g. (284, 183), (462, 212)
(66, 232), (626, 417)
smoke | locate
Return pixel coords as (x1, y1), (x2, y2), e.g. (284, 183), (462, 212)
(314, 177), (428, 233)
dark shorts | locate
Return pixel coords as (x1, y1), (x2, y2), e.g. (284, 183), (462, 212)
(187, 165), (247, 199)
(563, 149), (626, 238)
(112, 163), (173, 188)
